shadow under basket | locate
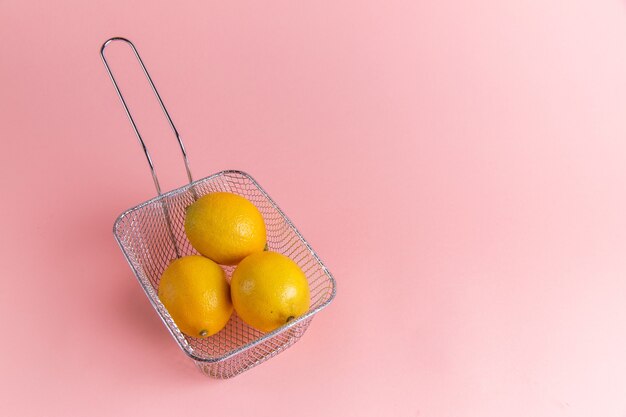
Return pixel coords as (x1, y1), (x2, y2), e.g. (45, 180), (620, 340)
(113, 170), (337, 378)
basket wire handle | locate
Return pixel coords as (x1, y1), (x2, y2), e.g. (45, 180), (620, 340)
(101, 37), (194, 259)
(100, 37), (194, 194)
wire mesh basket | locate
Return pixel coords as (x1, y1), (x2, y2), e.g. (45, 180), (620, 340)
(101, 38), (336, 378)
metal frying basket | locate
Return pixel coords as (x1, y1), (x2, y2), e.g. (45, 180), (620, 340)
(101, 38), (336, 378)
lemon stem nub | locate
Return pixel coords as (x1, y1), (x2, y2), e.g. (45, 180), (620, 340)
(199, 329), (208, 337)
(286, 316), (295, 323)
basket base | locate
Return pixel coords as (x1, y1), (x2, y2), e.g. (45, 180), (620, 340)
(195, 318), (312, 378)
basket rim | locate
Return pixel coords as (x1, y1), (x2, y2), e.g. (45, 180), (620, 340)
(112, 169), (337, 363)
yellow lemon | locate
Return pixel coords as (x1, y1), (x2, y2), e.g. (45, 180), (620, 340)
(184, 192), (266, 265)
(158, 255), (233, 338)
(231, 251), (311, 333)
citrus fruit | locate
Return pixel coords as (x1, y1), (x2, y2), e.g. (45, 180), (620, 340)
(158, 255), (233, 338)
(184, 192), (266, 265)
(231, 251), (311, 333)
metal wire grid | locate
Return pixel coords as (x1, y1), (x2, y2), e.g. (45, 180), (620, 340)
(114, 170), (336, 378)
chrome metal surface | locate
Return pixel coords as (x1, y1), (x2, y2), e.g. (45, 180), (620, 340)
(100, 37), (194, 195)
(102, 38), (336, 378)
(113, 171), (336, 378)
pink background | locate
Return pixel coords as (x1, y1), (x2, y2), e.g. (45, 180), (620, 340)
(2, 0), (626, 415)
